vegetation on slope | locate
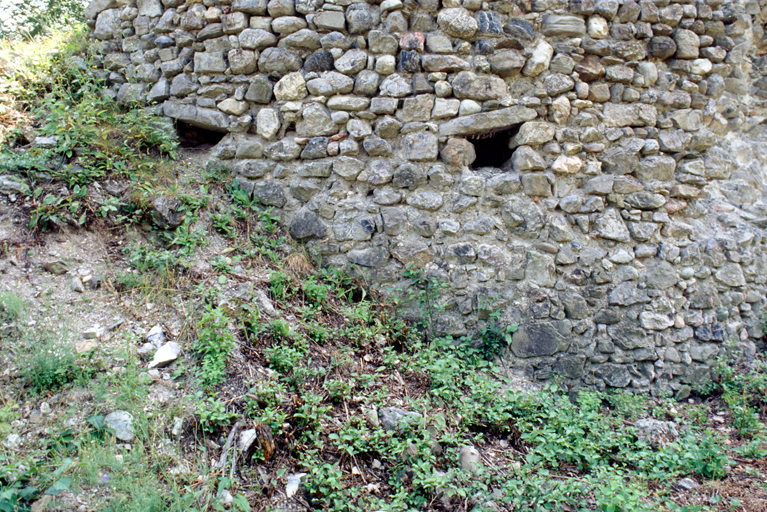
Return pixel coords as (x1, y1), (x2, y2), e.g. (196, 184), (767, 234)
(0, 25), (766, 512)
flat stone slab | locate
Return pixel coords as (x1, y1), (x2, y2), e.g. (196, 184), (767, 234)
(438, 106), (537, 137)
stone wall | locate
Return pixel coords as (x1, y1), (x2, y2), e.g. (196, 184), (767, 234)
(85, 0), (767, 394)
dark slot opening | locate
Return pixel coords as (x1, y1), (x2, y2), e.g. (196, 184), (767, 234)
(175, 121), (226, 148)
(469, 125), (521, 169)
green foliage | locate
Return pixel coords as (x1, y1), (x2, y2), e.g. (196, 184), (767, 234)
(319, 267), (357, 302)
(195, 393), (239, 434)
(518, 389), (642, 473)
(269, 318), (292, 340)
(29, 183), (88, 230)
(193, 307), (235, 389)
(212, 256), (238, 274)
(734, 437), (767, 459)
(0, 0), (84, 40)
(649, 431), (731, 480)
(20, 335), (95, 394)
(1, 28), (179, 231)
(264, 339), (304, 375)
(400, 265), (448, 338)
(125, 243), (185, 274)
(703, 349), (767, 439)
(324, 379), (353, 403)
(0, 292), (25, 324)
(477, 318), (517, 361)
(243, 381), (289, 435)
(306, 322), (331, 345)
(124, 215), (207, 273)
(258, 208), (281, 235)
(36, 75), (177, 182)
(302, 461), (344, 506)
(162, 215), (207, 252)
(245, 380), (286, 409)
(293, 392), (332, 445)
(268, 270), (293, 302)
(327, 417), (370, 458)
(211, 210), (237, 238)
(302, 274), (330, 307)
(0, 148), (54, 175)
(605, 391), (649, 421)
(0, 461), (38, 512)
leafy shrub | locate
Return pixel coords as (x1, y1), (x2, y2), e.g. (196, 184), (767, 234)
(193, 307), (234, 389)
(264, 341), (303, 374)
(36, 76), (177, 183)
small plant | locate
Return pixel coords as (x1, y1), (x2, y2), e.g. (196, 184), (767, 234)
(195, 393), (239, 434)
(328, 417), (370, 458)
(264, 342), (303, 375)
(0, 291), (25, 323)
(735, 437), (767, 459)
(293, 392), (332, 444)
(401, 266), (448, 339)
(245, 405), (288, 436)
(606, 391), (648, 421)
(212, 208), (237, 238)
(648, 431), (732, 480)
(302, 461), (345, 507)
(163, 215), (207, 253)
(212, 256), (236, 274)
(303, 275), (330, 307)
(591, 470), (657, 512)
(29, 184), (89, 230)
(0, 399), (20, 440)
(21, 337), (95, 394)
(258, 208), (281, 235)
(704, 350), (767, 439)
(324, 379), (353, 403)
(193, 307), (235, 389)
(477, 320), (517, 361)
(306, 322), (331, 345)
(268, 270), (293, 302)
(228, 181), (258, 211)
(248, 233), (284, 262)
(245, 380), (287, 409)
(270, 318), (292, 340)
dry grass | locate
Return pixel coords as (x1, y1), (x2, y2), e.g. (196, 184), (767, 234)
(285, 252), (313, 277)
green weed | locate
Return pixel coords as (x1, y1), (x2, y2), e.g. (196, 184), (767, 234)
(20, 334), (96, 394)
(400, 265), (448, 338)
(195, 393), (239, 434)
(193, 307), (235, 389)
(703, 348), (767, 439)
(0, 291), (25, 323)
(302, 274), (330, 307)
(268, 270), (293, 302)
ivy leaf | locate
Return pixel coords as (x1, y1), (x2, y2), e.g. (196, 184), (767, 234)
(44, 477), (72, 496)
